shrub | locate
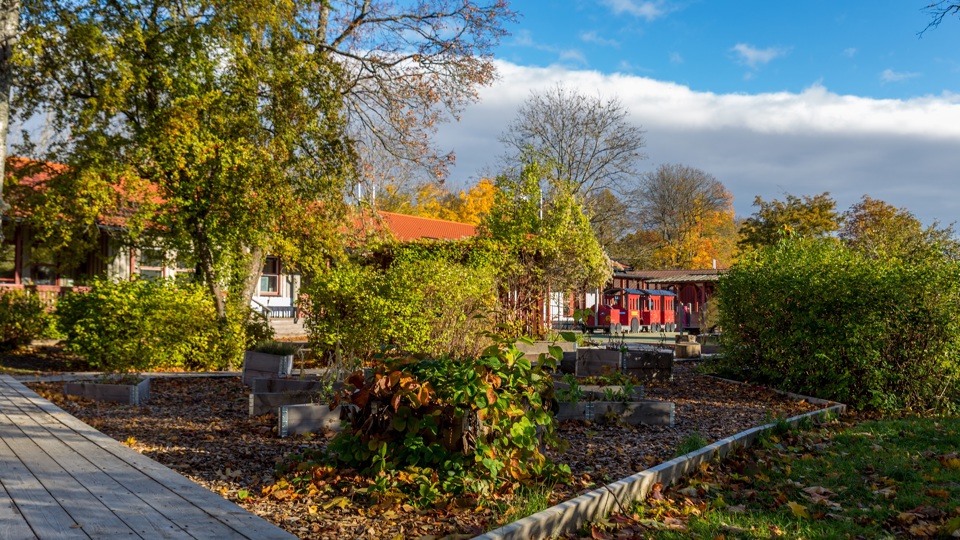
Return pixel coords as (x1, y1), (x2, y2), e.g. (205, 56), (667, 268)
(57, 277), (228, 372)
(302, 239), (498, 361)
(249, 340), (298, 356)
(0, 289), (55, 350)
(276, 341), (569, 506)
(717, 238), (960, 413)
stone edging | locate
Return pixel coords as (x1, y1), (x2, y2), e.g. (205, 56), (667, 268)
(472, 388), (846, 540)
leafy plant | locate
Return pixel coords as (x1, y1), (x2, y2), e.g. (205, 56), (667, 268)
(302, 239), (498, 362)
(675, 431), (709, 456)
(555, 373), (584, 405)
(56, 277), (228, 372)
(250, 340), (298, 356)
(276, 338), (570, 506)
(0, 289), (55, 350)
(718, 237), (960, 413)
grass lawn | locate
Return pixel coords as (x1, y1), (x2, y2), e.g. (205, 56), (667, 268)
(577, 416), (960, 539)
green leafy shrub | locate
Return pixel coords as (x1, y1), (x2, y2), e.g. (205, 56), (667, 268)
(0, 289), (55, 350)
(717, 237), (960, 413)
(244, 308), (275, 348)
(302, 239), (498, 361)
(275, 342), (569, 506)
(57, 277), (228, 372)
(250, 340), (298, 356)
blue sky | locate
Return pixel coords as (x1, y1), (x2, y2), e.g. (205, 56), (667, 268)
(501, 1), (960, 100)
(437, 0), (960, 225)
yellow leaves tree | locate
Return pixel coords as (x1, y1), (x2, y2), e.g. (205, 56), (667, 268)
(377, 178), (499, 226)
(738, 192), (840, 252)
(631, 164), (738, 269)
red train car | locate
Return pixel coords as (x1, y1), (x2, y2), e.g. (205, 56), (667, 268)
(583, 288), (677, 334)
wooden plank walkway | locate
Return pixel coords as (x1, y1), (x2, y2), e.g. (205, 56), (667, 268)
(0, 375), (297, 540)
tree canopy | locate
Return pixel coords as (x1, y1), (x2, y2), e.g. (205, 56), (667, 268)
(12, 0), (358, 364)
(10, 0), (513, 359)
(737, 192), (840, 251)
(481, 160), (610, 336)
(625, 163), (737, 269)
(840, 195), (960, 263)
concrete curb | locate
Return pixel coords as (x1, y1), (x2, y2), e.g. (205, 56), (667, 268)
(472, 391), (846, 540)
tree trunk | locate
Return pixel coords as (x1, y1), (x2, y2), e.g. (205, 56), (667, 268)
(239, 244), (265, 318)
(0, 0), (21, 245)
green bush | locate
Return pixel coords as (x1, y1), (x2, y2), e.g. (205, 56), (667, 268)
(717, 238), (960, 413)
(0, 289), (55, 350)
(57, 277), (228, 372)
(276, 341), (568, 506)
(302, 239), (498, 361)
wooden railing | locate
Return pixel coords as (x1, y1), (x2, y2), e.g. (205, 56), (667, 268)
(0, 284), (91, 310)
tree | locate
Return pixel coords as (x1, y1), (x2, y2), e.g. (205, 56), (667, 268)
(12, 0), (512, 357)
(738, 192), (840, 251)
(840, 195), (960, 262)
(629, 164), (736, 269)
(318, 1), (514, 180)
(482, 160), (610, 337)
(13, 0), (355, 363)
(584, 188), (632, 251)
(377, 177), (498, 226)
(923, 1), (960, 33)
(0, 0), (19, 245)
(498, 84), (646, 233)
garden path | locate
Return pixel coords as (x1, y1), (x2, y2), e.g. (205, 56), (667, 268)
(0, 374), (296, 539)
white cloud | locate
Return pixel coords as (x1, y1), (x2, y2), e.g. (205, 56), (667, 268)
(601, 0), (667, 21)
(881, 68), (921, 83)
(843, 47), (857, 58)
(731, 43), (789, 69)
(435, 61), (960, 225)
(580, 31), (619, 48)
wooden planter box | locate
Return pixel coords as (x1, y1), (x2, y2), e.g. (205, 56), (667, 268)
(63, 377), (150, 405)
(248, 378), (341, 417)
(241, 351), (294, 386)
(554, 399), (674, 426)
(278, 403), (355, 437)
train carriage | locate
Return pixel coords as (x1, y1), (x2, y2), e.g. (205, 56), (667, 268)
(583, 287), (677, 334)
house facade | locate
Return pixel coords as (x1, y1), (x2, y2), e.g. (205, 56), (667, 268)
(1, 203), (479, 316)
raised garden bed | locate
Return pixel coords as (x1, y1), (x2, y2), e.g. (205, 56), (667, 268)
(241, 351), (294, 386)
(278, 402), (354, 437)
(248, 378), (339, 416)
(576, 347), (673, 380)
(63, 377), (150, 405)
(554, 399), (674, 426)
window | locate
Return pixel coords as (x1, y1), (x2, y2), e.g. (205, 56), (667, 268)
(0, 238), (15, 283)
(29, 245), (58, 285)
(259, 256), (280, 295)
(137, 248), (165, 280)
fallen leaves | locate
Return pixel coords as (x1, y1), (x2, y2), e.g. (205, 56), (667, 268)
(23, 363), (825, 539)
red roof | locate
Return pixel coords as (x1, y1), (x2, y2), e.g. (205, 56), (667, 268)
(378, 211), (477, 241)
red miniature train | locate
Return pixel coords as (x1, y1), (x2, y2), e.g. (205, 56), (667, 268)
(583, 288), (677, 334)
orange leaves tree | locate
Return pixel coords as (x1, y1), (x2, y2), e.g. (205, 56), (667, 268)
(630, 163), (738, 269)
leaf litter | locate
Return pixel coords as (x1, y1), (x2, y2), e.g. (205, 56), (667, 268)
(25, 362), (822, 539)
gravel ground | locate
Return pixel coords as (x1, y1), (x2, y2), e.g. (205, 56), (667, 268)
(23, 361), (822, 539)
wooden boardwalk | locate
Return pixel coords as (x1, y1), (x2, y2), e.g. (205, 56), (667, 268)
(0, 375), (297, 540)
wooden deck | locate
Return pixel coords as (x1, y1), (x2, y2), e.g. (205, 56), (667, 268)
(0, 375), (297, 540)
